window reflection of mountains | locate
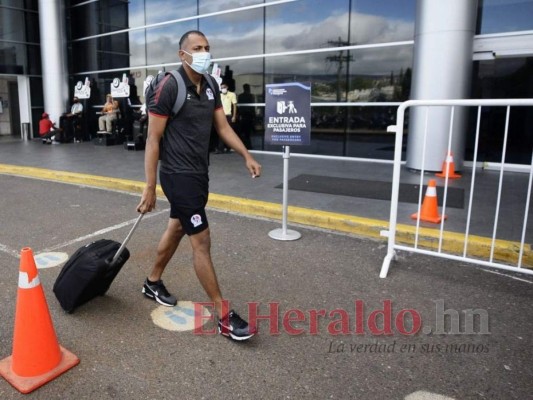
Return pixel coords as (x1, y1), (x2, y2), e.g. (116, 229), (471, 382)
(270, 70), (411, 103)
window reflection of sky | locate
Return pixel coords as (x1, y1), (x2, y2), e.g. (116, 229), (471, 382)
(478, 0), (533, 34)
(353, 0), (416, 22)
(135, 0), (415, 69)
(199, 0), (264, 14)
(79, 0), (533, 64)
(144, 0), (197, 25)
(128, 0), (146, 28)
(70, 1), (418, 75)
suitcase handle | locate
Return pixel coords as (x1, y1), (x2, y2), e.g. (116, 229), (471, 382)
(111, 213), (144, 265)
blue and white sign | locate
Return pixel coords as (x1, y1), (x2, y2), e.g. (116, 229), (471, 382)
(265, 82), (311, 146)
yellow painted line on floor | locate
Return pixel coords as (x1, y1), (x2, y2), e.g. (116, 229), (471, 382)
(0, 163), (154, 196)
(1, 163), (531, 268)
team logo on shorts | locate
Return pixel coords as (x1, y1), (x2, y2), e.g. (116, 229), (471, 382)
(191, 214), (203, 227)
(206, 88), (214, 100)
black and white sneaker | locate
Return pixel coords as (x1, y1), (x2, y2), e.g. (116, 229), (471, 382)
(142, 279), (177, 307)
(218, 310), (257, 341)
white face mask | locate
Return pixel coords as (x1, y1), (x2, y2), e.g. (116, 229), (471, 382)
(221, 88), (228, 94)
(183, 50), (211, 74)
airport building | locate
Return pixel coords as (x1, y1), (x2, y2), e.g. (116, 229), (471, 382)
(0, 0), (532, 167)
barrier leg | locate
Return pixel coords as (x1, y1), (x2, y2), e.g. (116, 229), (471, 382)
(380, 250), (396, 278)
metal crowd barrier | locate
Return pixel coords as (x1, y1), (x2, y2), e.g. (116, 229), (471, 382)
(380, 99), (533, 278)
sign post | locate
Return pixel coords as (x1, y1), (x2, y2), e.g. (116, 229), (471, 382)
(265, 82), (311, 241)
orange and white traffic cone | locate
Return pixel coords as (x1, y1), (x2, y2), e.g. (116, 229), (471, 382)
(411, 179), (447, 224)
(0, 247), (79, 394)
(436, 152), (461, 179)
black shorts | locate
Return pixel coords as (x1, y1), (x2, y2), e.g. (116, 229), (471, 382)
(159, 172), (209, 235)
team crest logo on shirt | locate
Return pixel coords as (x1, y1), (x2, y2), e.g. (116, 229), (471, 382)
(191, 214), (203, 227)
(206, 88), (214, 100)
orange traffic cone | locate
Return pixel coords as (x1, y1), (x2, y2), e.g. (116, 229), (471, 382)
(0, 247), (79, 394)
(436, 152), (461, 179)
(411, 179), (447, 224)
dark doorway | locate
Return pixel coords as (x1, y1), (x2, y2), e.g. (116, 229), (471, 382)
(8, 81), (20, 138)
(470, 57), (533, 164)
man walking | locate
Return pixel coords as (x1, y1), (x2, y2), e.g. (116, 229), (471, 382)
(136, 30), (261, 341)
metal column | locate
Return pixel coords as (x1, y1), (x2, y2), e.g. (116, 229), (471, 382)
(406, 0), (478, 172)
(38, 0), (69, 123)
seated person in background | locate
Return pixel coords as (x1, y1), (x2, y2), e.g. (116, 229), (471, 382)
(39, 112), (62, 144)
(60, 96), (84, 142)
(98, 94), (119, 133)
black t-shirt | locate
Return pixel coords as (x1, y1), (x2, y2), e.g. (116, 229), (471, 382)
(148, 67), (222, 174)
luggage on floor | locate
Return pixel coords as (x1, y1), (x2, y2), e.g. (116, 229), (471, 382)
(53, 214), (143, 313)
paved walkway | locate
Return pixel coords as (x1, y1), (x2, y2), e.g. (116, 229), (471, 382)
(0, 138), (531, 268)
(0, 138), (532, 399)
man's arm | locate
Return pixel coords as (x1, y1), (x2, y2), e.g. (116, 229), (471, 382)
(136, 114), (168, 213)
(213, 108), (261, 177)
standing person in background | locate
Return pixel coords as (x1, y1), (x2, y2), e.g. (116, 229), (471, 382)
(237, 83), (255, 150)
(98, 94), (119, 133)
(215, 82), (237, 154)
(136, 30), (261, 341)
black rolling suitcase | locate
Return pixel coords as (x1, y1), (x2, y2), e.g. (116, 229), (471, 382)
(53, 214), (143, 313)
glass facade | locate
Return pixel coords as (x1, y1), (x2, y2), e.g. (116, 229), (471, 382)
(473, 0), (533, 164)
(0, 2), (40, 75)
(65, 0), (417, 156)
(477, 0), (533, 34)
(0, 0), (42, 137)
(2, 0), (533, 163)
(469, 56), (533, 164)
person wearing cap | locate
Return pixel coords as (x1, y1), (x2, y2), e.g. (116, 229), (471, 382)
(39, 113), (62, 144)
(98, 94), (119, 133)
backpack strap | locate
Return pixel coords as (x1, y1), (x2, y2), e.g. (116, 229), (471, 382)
(203, 73), (218, 95)
(167, 70), (186, 118)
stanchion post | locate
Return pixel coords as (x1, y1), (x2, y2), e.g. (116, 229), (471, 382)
(268, 146), (301, 241)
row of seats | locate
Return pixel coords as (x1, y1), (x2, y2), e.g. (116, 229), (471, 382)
(94, 112), (146, 148)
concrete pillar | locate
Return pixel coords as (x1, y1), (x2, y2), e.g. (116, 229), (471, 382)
(17, 76), (32, 136)
(406, 0), (478, 171)
(38, 0), (69, 124)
